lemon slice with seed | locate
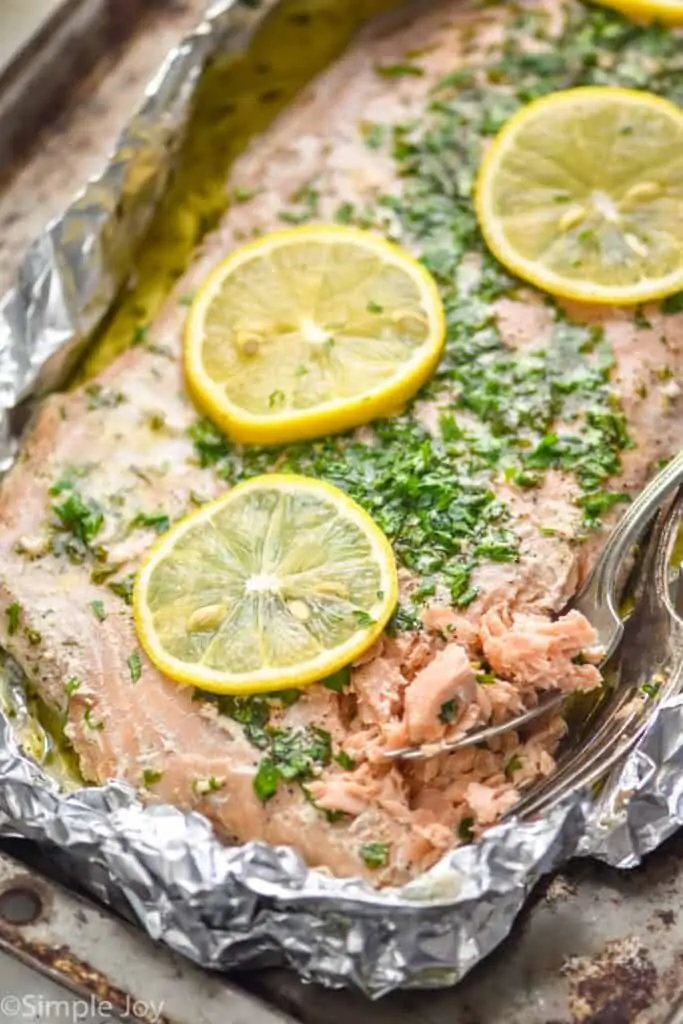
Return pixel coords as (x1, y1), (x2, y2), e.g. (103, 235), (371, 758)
(476, 87), (683, 305)
(184, 225), (446, 445)
(594, 0), (683, 23)
(133, 475), (398, 695)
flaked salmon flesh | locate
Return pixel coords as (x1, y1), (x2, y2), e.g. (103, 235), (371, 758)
(1, 0), (682, 886)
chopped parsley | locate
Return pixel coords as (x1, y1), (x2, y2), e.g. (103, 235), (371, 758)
(64, 677), (81, 698)
(253, 725), (333, 802)
(52, 486), (105, 562)
(361, 122), (386, 150)
(127, 651), (142, 684)
(85, 383), (126, 410)
(253, 759), (280, 802)
(505, 753), (523, 780)
(233, 186), (256, 203)
(321, 667), (351, 693)
(663, 292), (683, 315)
(189, 419), (231, 467)
(91, 600), (107, 622)
(334, 201), (355, 224)
(352, 610), (376, 628)
(458, 816), (475, 842)
(334, 749), (356, 771)
(130, 511), (171, 535)
(279, 185), (320, 225)
(83, 706), (104, 731)
(376, 62), (424, 78)
(359, 842), (390, 868)
(107, 575), (135, 605)
(193, 776), (225, 795)
(142, 769), (164, 787)
(439, 699), (458, 724)
(7, 602), (21, 637)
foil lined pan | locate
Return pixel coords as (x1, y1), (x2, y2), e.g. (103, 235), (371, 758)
(0, 0), (683, 998)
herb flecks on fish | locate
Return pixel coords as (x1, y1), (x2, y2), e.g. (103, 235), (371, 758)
(183, 4), (679, 611)
(50, 483), (105, 564)
(359, 841), (391, 868)
(253, 725), (333, 802)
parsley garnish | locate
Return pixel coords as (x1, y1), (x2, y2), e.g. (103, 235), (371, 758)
(142, 769), (163, 787)
(85, 383), (125, 409)
(321, 667), (351, 693)
(359, 842), (390, 868)
(130, 511), (170, 535)
(505, 754), (523, 780)
(193, 776), (224, 795)
(252, 725), (332, 802)
(83, 707), (104, 731)
(279, 185), (320, 225)
(52, 487), (104, 562)
(352, 610), (376, 628)
(376, 62), (424, 78)
(91, 600), (106, 622)
(334, 750), (356, 771)
(127, 651), (142, 684)
(439, 699), (458, 724)
(458, 816), (475, 842)
(253, 759), (280, 802)
(65, 677), (81, 697)
(107, 575), (135, 605)
(7, 603), (21, 637)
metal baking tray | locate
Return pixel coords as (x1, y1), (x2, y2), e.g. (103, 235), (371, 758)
(1, 0), (683, 1019)
(0, 1), (155, 171)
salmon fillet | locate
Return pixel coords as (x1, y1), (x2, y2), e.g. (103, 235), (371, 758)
(1, 0), (682, 886)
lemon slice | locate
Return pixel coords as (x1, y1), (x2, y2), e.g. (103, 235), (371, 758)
(133, 475), (398, 695)
(593, 0), (683, 23)
(476, 87), (683, 305)
(184, 225), (446, 444)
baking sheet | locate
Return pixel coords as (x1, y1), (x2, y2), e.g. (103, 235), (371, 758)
(0, 0), (683, 999)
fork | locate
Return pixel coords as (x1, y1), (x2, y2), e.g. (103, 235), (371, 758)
(508, 485), (683, 821)
(385, 449), (683, 763)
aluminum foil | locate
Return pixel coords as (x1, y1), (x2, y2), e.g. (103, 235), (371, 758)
(0, 0), (682, 999)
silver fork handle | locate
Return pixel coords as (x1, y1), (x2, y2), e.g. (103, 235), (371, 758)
(573, 449), (683, 661)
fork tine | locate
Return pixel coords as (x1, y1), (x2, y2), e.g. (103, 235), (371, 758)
(387, 691), (566, 762)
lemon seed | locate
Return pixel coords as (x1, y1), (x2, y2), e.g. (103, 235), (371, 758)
(187, 603), (228, 632)
(236, 331), (261, 356)
(623, 181), (661, 204)
(287, 599), (311, 622)
(558, 205), (586, 232)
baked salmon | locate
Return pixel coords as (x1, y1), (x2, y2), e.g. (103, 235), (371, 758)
(1, 0), (682, 886)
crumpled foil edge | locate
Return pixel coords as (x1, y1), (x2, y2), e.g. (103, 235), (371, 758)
(0, 0), (682, 998)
